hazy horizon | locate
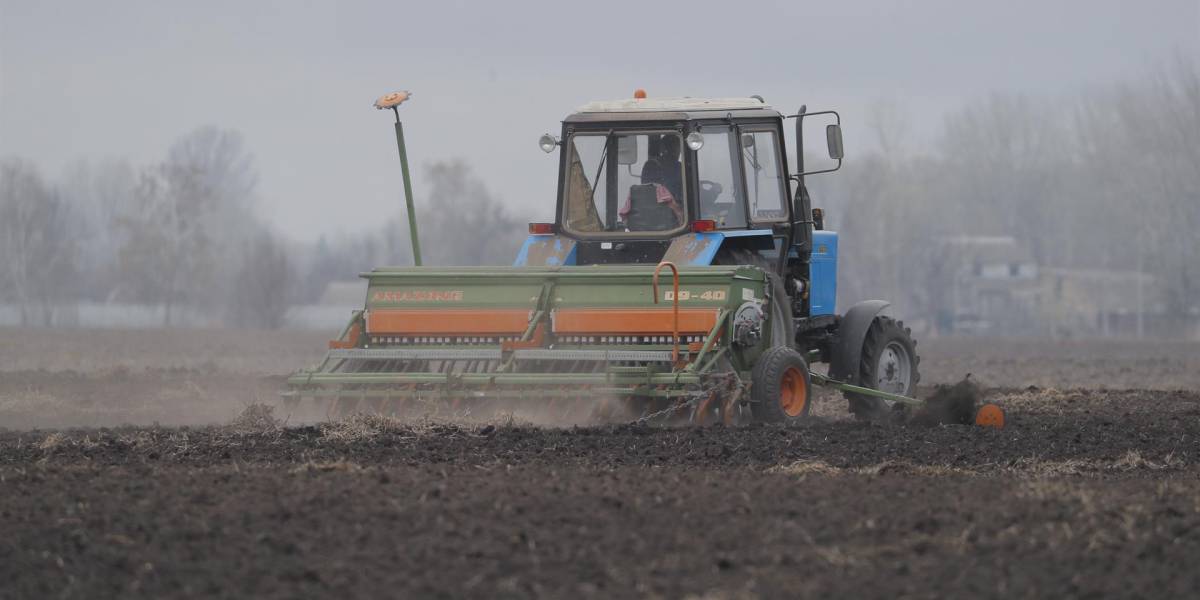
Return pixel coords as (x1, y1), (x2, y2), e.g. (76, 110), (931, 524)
(2, 0), (1198, 242)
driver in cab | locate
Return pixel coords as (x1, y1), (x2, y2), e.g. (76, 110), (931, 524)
(619, 159), (683, 229)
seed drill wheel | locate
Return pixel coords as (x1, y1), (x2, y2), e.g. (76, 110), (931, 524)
(716, 250), (808, 423)
(847, 316), (920, 420)
(751, 346), (813, 422)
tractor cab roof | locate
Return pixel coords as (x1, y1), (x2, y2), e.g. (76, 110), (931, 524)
(565, 97), (782, 123)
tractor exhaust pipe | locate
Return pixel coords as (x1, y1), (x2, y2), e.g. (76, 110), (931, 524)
(374, 91), (422, 266)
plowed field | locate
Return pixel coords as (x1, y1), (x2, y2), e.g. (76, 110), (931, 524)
(1, 328), (1198, 598)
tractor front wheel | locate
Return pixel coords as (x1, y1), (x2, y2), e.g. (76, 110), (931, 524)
(846, 316), (921, 420)
(751, 346), (813, 423)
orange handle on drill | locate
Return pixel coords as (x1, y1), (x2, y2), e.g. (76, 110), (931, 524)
(652, 261), (680, 364)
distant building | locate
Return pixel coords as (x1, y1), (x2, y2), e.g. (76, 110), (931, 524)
(1037, 267), (1165, 338)
(932, 236), (1040, 335)
(930, 235), (1173, 338)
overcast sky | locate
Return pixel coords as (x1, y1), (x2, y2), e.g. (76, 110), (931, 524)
(2, 0), (1197, 242)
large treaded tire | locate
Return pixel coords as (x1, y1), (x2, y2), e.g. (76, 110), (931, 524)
(846, 316), (921, 420)
(751, 346), (813, 423)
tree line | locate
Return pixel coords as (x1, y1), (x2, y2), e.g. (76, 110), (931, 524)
(298, 160), (530, 305)
(2, 57), (1195, 335)
(810, 56), (1198, 337)
(1, 127), (293, 328)
(0, 130), (527, 328)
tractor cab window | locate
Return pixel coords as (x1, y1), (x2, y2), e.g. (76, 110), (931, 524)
(740, 130), (788, 222)
(563, 131), (686, 235)
(695, 125), (747, 228)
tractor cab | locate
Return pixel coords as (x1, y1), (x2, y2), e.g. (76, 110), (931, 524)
(558, 97), (791, 236)
(528, 96), (804, 267)
(519, 94), (843, 303)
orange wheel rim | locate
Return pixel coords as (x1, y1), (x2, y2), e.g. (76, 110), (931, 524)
(975, 403), (1005, 429)
(780, 366), (807, 417)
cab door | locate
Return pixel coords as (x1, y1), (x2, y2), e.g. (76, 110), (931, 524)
(737, 127), (789, 227)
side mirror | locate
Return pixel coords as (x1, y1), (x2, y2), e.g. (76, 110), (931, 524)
(740, 133), (755, 148)
(616, 135), (638, 165)
(826, 124), (844, 160)
(792, 108), (843, 176)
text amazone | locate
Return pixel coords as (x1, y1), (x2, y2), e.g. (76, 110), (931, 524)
(371, 290), (464, 303)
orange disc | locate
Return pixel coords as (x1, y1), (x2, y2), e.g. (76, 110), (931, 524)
(975, 403), (1005, 429)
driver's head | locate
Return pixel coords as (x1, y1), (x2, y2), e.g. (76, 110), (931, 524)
(641, 159), (663, 184)
(647, 135), (663, 159)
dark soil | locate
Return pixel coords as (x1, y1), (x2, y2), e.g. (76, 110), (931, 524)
(2, 387), (1199, 599)
(3, 330), (1199, 598)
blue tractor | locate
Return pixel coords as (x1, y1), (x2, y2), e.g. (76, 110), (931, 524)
(515, 94), (919, 421)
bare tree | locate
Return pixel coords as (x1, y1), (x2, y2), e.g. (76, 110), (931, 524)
(1123, 57), (1200, 322)
(113, 127), (265, 326)
(59, 159), (137, 302)
(939, 93), (1068, 260)
(1072, 56), (1200, 330)
(227, 233), (293, 329)
(165, 127), (258, 222)
(0, 159), (81, 325)
(114, 164), (217, 326)
(382, 160), (529, 266)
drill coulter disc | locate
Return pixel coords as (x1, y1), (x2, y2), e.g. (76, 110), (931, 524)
(974, 403), (1005, 429)
(911, 376), (1003, 428)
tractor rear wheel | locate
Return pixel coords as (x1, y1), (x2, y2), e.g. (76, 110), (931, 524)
(846, 316), (920, 420)
(751, 346), (812, 422)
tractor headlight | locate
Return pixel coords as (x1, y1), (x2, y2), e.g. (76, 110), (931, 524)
(539, 134), (558, 153)
(686, 132), (704, 151)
